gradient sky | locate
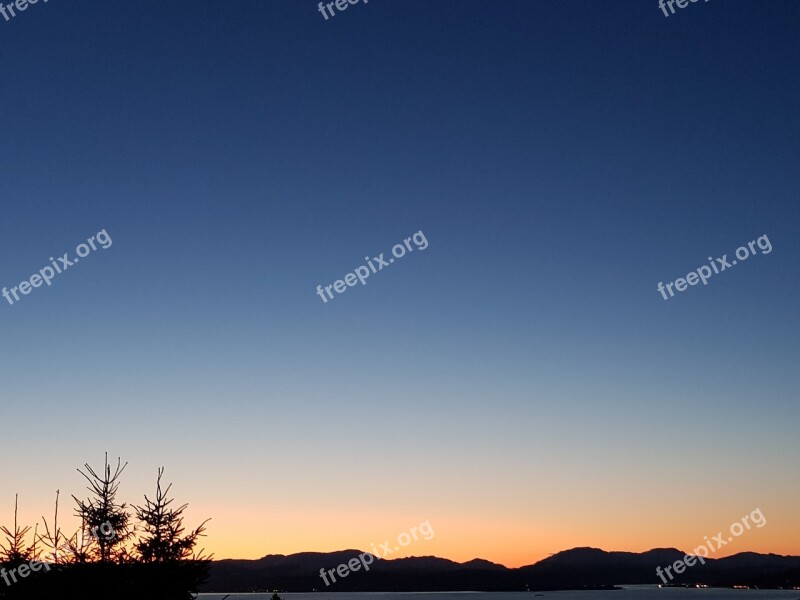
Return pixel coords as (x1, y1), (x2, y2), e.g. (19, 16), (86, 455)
(1, 0), (798, 568)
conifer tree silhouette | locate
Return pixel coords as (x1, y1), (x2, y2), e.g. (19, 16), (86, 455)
(0, 455), (211, 600)
(133, 467), (210, 563)
(0, 495), (32, 566)
(72, 453), (132, 563)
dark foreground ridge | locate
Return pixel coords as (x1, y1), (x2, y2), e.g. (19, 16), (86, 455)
(203, 547), (800, 592)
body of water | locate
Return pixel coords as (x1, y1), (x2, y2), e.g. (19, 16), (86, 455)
(198, 589), (800, 600)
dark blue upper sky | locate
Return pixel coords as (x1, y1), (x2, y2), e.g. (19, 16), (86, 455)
(1, 0), (798, 562)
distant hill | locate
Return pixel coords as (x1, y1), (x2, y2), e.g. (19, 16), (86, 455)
(201, 547), (800, 592)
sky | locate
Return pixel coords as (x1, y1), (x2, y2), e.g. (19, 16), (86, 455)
(0, 0), (798, 568)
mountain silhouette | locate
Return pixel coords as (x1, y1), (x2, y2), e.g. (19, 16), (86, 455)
(201, 547), (800, 592)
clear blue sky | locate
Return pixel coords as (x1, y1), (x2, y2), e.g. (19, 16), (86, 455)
(1, 0), (798, 564)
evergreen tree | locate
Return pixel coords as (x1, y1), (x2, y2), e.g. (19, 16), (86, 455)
(72, 453), (132, 563)
(133, 467), (210, 563)
(0, 495), (32, 566)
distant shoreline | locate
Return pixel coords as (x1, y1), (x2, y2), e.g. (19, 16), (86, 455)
(201, 547), (800, 593)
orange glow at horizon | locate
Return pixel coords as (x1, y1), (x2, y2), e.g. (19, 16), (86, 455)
(193, 503), (800, 568)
